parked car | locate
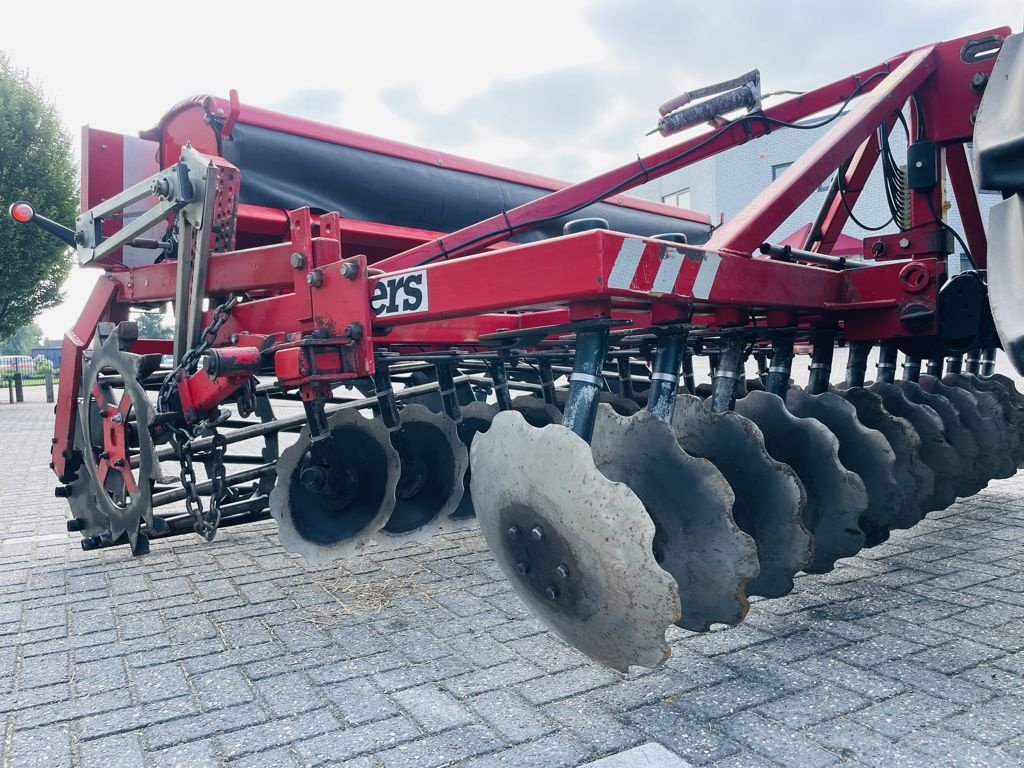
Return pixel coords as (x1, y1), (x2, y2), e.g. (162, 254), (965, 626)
(0, 355), (34, 378)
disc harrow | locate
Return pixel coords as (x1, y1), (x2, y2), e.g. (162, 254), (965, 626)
(21, 24), (1024, 674)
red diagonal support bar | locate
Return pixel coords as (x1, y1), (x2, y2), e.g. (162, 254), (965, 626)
(708, 46), (936, 255)
(374, 54), (922, 273)
(815, 132), (883, 253)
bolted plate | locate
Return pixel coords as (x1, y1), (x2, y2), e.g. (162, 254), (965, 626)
(785, 388), (901, 547)
(734, 391), (867, 573)
(928, 375), (1015, 480)
(511, 395), (563, 427)
(673, 395), (811, 599)
(470, 411), (681, 671)
(836, 387), (934, 526)
(270, 409), (399, 565)
(451, 400), (499, 520)
(948, 374), (1024, 468)
(378, 404), (469, 543)
(590, 407), (758, 631)
(896, 379), (985, 498)
(869, 382), (959, 512)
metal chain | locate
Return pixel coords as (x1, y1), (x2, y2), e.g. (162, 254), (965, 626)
(159, 295), (239, 541)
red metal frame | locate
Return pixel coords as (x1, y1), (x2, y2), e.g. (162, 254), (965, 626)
(48, 26), (1010, 484)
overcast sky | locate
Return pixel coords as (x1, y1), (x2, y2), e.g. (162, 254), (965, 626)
(1, 0), (1017, 338)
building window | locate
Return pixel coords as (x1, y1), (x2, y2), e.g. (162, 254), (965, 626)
(662, 188), (691, 208)
(771, 162), (793, 180)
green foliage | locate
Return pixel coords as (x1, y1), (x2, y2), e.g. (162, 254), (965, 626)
(133, 311), (174, 340)
(32, 354), (53, 374)
(0, 52), (77, 339)
(0, 321), (41, 354)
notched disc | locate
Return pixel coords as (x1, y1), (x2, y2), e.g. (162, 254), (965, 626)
(836, 387), (933, 526)
(471, 411), (681, 671)
(511, 395), (563, 427)
(673, 395), (811, 598)
(987, 373), (1024, 465)
(785, 388), (900, 547)
(735, 391), (866, 573)
(451, 400), (499, 520)
(924, 375), (1013, 480)
(270, 409), (399, 565)
(896, 379), (984, 498)
(949, 374), (1024, 468)
(591, 407), (758, 631)
(380, 404), (469, 542)
(869, 382), (959, 512)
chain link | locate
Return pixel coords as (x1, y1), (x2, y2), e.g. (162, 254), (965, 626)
(159, 295), (239, 541)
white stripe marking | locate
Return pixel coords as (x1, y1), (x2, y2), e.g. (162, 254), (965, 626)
(607, 238), (646, 290)
(692, 251), (721, 300)
(652, 247), (686, 294)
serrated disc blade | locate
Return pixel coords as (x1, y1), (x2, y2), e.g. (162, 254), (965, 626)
(932, 375), (1016, 479)
(918, 375), (1009, 483)
(837, 387), (934, 526)
(986, 374), (1024, 464)
(470, 412), (681, 671)
(270, 409), (399, 565)
(451, 401), (499, 520)
(869, 382), (959, 511)
(590, 407), (758, 631)
(379, 404), (469, 542)
(673, 395), (810, 598)
(511, 395), (563, 427)
(734, 391), (867, 573)
(785, 388), (901, 547)
(947, 373), (1024, 468)
(896, 379), (985, 497)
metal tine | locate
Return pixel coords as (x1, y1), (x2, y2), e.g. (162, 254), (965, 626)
(592, 332), (758, 631)
(896, 356), (986, 498)
(674, 333), (811, 598)
(439, 360), (497, 523)
(917, 373), (1012, 482)
(785, 334), (901, 547)
(735, 331), (867, 572)
(471, 326), (682, 670)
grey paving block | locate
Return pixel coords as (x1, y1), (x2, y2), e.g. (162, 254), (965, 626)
(718, 710), (839, 768)
(755, 684), (870, 728)
(149, 739), (222, 768)
(78, 732), (146, 768)
(376, 723), (503, 768)
(517, 665), (620, 705)
(293, 714), (421, 765)
(193, 667), (256, 711)
(392, 683), (474, 733)
(7, 724), (73, 768)
(578, 742), (695, 767)
(133, 662), (192, 704)
(252, 671), (322, 717)
(217, 709), (340, 760)
(848, 691), (963, 739)
(542, 703), (641, 754)
(628, 704), (741, 765)
(944, 695), (1024, 746)
(323, 676), (399, 725)
(145, 701), (268, 750)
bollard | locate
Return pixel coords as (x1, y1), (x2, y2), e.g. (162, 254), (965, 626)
(45, 369), (54, 403)
(14, 372), (24, 403)
(7, 379), (12, 404)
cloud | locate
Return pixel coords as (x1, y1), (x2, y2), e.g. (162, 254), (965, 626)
(271, 88), (345, 125)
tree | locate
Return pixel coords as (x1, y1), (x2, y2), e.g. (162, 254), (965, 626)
(0, 321), (41, 354)
(0, 53), (77, 340)
(133, 311), (174, 340)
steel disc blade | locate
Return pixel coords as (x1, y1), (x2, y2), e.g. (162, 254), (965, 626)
(987, 373), (1024, 463)
(734, 391), (867, 573)
(511, 395), (563, 427)
(947, 373), (1024, 468)
(936, 374), (1016, 479)
(918, 375), (1008, 483)
(836, 387), (934, 527)
(270, 409), (399, 565)
(470, 411), (681, 671)
(451, 401), (499, 520)
(895, 379), (984, 498)
(869, 382), (959, 511)
(673, 395), (810, 598)
(785, 388), (901, 547)
(600, 393), (641, 416)
(590, 407), (758, 631)
(380, 404), (469, 541)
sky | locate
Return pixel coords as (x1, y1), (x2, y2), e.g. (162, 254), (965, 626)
(1, 0), (1018, 339)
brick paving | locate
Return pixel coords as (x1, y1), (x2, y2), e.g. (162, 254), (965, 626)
(2, 393), (1024, 767)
